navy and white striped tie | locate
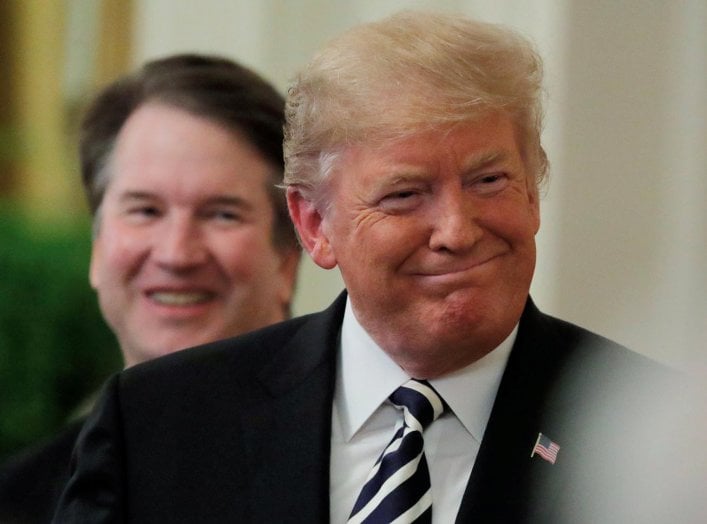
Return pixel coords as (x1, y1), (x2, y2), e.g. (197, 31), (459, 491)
(348, 379), (445, 524)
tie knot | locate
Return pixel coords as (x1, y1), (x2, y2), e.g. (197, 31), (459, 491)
(389, 379), (445, 432)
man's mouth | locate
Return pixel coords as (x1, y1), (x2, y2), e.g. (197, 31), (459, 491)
(418, 254), (501, 277)
(148, 291), (214, 306)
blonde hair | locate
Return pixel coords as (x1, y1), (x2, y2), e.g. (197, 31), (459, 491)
(284, 10), (548, 198)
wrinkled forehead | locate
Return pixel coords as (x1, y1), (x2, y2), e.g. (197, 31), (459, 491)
(312, 114), (535, 209)
(327, 112), (523, 169)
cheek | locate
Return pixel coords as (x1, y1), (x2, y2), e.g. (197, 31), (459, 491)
(373, 217), (431, 255)
(89, 241), (103, 289)
(518, 209), (540, 243)
(339, 218), (424, 280)
(92, 227), (146, 282)
(213, 232), (280, 280)
(485, 199), (539, 243)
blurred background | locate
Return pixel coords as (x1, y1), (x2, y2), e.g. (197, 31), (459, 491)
(1, 0), (705, 460)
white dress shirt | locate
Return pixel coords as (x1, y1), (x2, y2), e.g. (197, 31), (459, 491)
(330, 298), (516, 523)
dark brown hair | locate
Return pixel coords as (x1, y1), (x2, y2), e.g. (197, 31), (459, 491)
(81, 53), (297, 251)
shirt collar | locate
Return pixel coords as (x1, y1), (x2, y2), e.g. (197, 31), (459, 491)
(335, 296), (516, 442)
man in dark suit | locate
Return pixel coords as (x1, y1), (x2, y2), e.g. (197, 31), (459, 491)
(53, 11), (692, 523)
(0, 54), (300, 524)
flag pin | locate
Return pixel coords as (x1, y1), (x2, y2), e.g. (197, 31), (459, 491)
(531, 432), (560, 464)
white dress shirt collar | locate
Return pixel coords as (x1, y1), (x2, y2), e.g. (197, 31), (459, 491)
(336, 297), (516, 443)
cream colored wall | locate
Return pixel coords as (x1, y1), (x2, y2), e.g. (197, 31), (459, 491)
(5, 0), (133, 222)
(10, 1), (74, 220)
(130, 0), (706, 369)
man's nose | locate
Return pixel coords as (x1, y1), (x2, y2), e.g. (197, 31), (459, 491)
(428, 193), (482, 253)
(153, 216), (208, 269)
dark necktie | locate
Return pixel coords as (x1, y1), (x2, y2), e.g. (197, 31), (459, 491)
(348, 379), (445, 524)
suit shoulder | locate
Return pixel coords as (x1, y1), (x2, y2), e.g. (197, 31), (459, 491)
(119, 315), (311, 387)
(0, 420), (83, 482)
(539, 316), (682, 423)
(519, 302), (680, 403)
(534, 307), (668, 370)
(0, 420), (84, 522)
(113, 298), (348, 416)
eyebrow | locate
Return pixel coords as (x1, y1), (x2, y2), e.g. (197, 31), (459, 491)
(202, 195), (255, 211)
(379, 151), (511, 184)
(369, 171), (430, 197)
(117, 191), (255, 211)
(462, 150), (510, 172)
(115, 191), (157, 206)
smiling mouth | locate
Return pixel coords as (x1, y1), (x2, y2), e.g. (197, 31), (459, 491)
(419, 255), (501, 277)
(148, 291), (214, 306)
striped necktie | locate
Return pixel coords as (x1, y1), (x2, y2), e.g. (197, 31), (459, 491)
(348, 379), (445, 524)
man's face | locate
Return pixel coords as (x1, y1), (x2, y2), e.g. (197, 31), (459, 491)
(91, 103), (298, 367)
(290, 112), (539, 378)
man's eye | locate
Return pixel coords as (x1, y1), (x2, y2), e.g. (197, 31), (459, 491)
(210, 210), (243, 222)
(476, 174), (507, 186)
(387, 190), (417, 200)
(379, 190), (422, 212)
(472, 173), (508, 194)
(129, 206), (159, 217)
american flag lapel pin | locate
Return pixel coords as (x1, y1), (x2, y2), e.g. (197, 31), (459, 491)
(531, 432), (560, 464)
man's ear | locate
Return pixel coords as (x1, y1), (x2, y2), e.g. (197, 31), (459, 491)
(286, 187), (337, 269)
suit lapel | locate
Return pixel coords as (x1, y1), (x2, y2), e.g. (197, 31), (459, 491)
(239, 294), (346, 523)
(234, 294), (573, 522)
(455, 299), (573, 522)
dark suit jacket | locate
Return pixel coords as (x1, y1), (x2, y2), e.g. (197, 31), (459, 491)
(53, 294), (681, 523)
(0, 420), (83, 524)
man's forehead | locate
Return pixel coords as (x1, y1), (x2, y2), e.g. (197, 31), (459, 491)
(339, 118), (519, 168)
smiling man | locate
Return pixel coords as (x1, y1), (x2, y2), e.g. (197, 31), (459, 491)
(86, 56), (300, 367)
(292, 113), (540, 379)
(90, 101), (298, 366)
(53, 13), (682, 523)
(0, 54), (299, 524)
